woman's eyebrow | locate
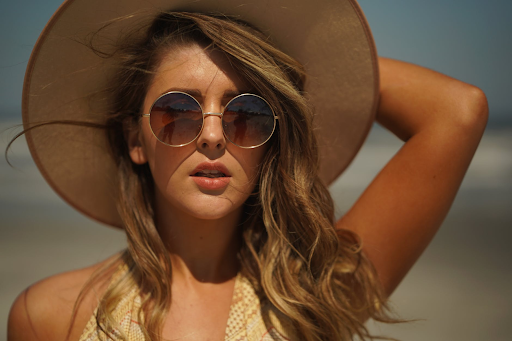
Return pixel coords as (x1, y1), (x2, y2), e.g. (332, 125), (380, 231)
(223, 90), (244, 98)
(161, 88), (202, 97)
(160, 88), (245, 99)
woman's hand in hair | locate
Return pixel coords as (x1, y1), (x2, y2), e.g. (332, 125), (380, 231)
(336, 57), (488, 296)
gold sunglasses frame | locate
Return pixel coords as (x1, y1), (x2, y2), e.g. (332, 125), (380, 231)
(142, 91), (279, 149)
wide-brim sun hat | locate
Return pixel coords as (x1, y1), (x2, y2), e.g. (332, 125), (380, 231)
(23, 0), (378, 228)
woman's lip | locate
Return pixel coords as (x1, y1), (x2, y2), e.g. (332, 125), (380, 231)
(190, 161), (232, 177)
(191, 176), (231, 190)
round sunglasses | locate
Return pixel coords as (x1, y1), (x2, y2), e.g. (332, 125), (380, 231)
(142, 91), (278, 148)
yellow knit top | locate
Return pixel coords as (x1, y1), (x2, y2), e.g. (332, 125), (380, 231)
(79, 266), (298, 341)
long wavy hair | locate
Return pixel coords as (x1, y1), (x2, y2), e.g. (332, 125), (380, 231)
(74, 11), (398, 341)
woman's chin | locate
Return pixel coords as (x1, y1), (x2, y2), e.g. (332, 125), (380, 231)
(162, 193), (246, 222)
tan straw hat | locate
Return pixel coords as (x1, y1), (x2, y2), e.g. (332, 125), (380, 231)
(23, 0), (378, 228)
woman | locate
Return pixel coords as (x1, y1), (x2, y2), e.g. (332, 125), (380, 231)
(8, 1), (488, 341)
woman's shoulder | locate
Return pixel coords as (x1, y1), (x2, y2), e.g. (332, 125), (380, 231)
(7, 254), (123, 341)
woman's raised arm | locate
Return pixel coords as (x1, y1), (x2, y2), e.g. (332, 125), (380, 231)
(336, 57), (488, 296)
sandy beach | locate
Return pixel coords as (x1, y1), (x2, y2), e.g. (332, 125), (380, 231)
(1, 121), (511, 341)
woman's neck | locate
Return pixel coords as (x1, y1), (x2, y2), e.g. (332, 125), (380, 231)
(154, 196), (243, 284)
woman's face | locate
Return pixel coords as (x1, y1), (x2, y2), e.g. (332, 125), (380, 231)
(129, 44), (267, 223)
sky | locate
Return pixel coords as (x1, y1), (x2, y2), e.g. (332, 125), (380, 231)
(359, 0), (512, 120)
(0, 0), (511, 121)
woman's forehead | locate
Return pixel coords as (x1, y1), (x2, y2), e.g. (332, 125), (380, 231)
(148, 44), (250, 99)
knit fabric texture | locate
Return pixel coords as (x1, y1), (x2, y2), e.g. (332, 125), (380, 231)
(79, 267), (297, 341)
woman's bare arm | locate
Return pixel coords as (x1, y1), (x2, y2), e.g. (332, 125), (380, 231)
(337, 57), (488, 296)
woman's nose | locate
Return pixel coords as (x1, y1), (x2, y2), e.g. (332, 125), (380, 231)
(196, 112), (226, 150)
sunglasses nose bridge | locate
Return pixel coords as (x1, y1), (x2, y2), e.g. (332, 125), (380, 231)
(202, 112), (225, 135)
(203, 112), (223, 118)
(196, 112), (227, 149)
(202, 112), (224, 132)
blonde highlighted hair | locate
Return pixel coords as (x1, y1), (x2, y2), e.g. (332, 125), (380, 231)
(79, 11), (399, 341)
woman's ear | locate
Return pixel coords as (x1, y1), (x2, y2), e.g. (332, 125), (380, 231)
(126, 122), (148, 165)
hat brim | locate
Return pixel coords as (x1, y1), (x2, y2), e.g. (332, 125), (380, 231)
(23, 0), (378, 228)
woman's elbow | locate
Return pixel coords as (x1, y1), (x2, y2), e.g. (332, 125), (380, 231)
(454, 84), (489, 132)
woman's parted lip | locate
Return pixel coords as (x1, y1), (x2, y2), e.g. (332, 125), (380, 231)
(190, 161), (232, 177)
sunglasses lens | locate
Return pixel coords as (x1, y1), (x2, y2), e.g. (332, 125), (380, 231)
(223, 95), (276, 147)
(149, 93), (203, 146)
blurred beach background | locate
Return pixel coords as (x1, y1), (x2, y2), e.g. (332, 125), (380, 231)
(1, 1), (511, 340)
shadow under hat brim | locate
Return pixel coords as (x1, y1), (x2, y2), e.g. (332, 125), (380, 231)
(23, 0), (378, 228)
